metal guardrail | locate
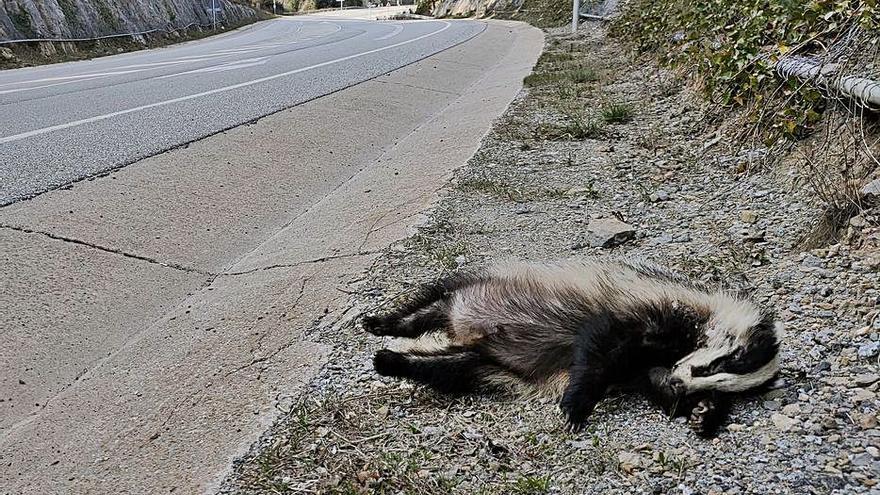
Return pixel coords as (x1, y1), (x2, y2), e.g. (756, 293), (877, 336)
(775, 55), (880, 109)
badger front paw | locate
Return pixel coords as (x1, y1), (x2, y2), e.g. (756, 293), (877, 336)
(688, 398), (721, 437)
(362, 315), (392, 336)
(560, 392), (597, 433)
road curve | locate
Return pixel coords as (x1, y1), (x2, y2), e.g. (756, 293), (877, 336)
(0, 17), (484, 205)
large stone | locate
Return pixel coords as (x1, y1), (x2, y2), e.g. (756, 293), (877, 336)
(862, 178), (880, 198)
(585, 218), (636, 248)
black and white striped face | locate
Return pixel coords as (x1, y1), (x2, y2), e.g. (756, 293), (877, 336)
(670, 311), (782, 393)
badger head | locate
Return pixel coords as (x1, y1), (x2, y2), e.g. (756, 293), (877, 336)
(669, 304), (783, 394)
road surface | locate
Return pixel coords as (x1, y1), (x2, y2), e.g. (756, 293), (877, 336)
(0, 16), (542, 495)
(0, 15), (482, 205)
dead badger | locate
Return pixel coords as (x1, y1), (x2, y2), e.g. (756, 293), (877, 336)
(362, 259), (782, 436)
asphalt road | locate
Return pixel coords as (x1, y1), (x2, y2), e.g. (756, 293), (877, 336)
(0, 15), (483, 205)
(0, 18), (543, 494)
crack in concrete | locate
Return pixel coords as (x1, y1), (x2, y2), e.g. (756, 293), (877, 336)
(1, 223), (383, 278)
(221, 250), (384, 277)
(0, 224), (213, 276)
(370, 78), (462, 97)
(223, 277), (312, 379)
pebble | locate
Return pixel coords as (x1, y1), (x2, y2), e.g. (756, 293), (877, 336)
(771, 413), (799, 432)
(855, 373), (879, 386)
(857, 342), (879, 358)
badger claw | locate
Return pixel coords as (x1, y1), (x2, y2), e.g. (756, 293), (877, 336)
(362, 315), (391, 336)
(688, 399), (716, 437)
(559, 393), (597, 434)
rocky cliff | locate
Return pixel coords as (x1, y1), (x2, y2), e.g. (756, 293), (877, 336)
(431, 0), (521, 17)
(0, 0), (257, 41)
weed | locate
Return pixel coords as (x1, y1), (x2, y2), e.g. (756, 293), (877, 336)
(457, 177), (566, 202)
(600, 100), (634, 124)
(512, 475), (551, 494)
(524, 67), (598, 87)
(558, 105), (604, 140)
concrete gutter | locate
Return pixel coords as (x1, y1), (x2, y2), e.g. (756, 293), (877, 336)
(0, 20), (542, 495)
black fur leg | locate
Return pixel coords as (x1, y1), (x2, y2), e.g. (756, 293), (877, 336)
(373, 349), (410, 376)
(560, 326), (634, 432)
(560, 388), (598, 433)
(687, 393), (729, 438)
(363, 315), (392, 336)
(362, 271), (486, 338)
(363, 305), (450, 338)
(372, 348), (490, 394)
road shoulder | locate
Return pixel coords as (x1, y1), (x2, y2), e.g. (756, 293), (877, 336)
(0, 20), (543, 495)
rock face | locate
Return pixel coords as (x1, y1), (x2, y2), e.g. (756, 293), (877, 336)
(0, 0), (257, 41)
(432, 0), (521, 18)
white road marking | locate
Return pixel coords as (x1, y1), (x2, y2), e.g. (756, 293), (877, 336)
(156, 57), (270, 79)
(0, 59), (213, 89)
(374, 23), (403, 41)
(0, 21), (452, 145)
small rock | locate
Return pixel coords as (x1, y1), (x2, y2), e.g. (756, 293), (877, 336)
(618, 451), (645, 473)
(742, 228), (766, 242)
(764, 400), (781, 411)
(771, 413), (798, 432)
(852, 388), (877, 402)
(782, 404), (801, 416)
(858, 342), (879, 358)
(862, 178), (880, 198)
(649, 190), (670, 202)
(855, 373), (879, 386)
(740, 210), (758, 224)
(852, 453), (872, 467)
(0, 47), (15, 61)
(859, 414), (878, 429)
(850, 215), (867, 228)
(584, 218), (636, 248)
(565, 187), (595, 197)
(376, 405), (389, 419)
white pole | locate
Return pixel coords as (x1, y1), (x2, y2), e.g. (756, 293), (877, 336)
(273, 0), (277, 14)
(571, 0), (579, 32)
(212, 0), (217, 29)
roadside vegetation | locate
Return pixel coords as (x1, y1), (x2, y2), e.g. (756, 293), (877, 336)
(611, 0), (880, 246)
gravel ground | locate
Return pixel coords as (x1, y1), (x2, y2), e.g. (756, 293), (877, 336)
(222, 22), (880, 495)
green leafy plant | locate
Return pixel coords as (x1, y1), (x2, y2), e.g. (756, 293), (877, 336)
(611, 0), (879, 141)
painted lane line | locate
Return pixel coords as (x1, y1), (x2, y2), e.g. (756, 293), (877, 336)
(0, 59), (213, 88)
(0, 21), (452, 145)
(374, 23), (404, 41)
(156, 57), (270, 79)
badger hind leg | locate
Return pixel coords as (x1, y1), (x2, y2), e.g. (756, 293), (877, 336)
(363, 304), (449, 338)
(373, 348), (492, 394)
(363, 271), (484, 338)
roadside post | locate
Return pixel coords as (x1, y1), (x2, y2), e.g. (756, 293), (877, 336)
(571, 0), (580, 32)
(273, 0), (277, 14)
